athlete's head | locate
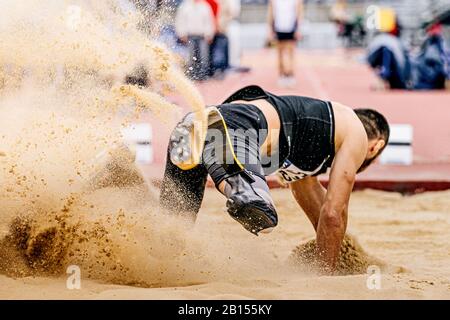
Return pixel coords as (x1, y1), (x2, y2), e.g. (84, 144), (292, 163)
(355, 109), (390, 173)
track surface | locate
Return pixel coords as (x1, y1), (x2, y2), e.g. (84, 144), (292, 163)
(142, 49), (450, 192)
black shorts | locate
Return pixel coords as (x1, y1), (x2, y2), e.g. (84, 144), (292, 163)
(160, 103), (269, 218)
(276, 32), (296, 41)
(203, 103), (269, 185)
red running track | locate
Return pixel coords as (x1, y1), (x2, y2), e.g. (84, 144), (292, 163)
(141, 49), (450, 192)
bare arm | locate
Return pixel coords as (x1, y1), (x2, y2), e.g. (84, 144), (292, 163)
(290, 176), (326, 231)
(316, 135), (366, 273)
(289, 104), (367, 274)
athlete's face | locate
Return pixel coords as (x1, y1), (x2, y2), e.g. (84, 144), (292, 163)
(358, 138), (386, 173)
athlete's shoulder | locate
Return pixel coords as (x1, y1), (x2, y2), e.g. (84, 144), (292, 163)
(332, 102), (367, 148)
(331, 102), (363, 125)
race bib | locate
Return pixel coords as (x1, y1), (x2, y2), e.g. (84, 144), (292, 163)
(275, 160), (308, 183)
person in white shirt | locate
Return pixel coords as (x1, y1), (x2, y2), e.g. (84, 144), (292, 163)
(175, 0), (215, 80)
(268, 0), (303, 88)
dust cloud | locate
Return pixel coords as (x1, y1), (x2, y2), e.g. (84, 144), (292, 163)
(0, 0), (381, 289)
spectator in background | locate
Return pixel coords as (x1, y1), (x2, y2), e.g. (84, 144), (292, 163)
(205, 0), (219, 20)
(330, 0), (349, 28)
(225, 0), (242, 70)
(268, 0), (304, 88)
(208, 0), (239, 78)
(204, 0), (227, 78)
(367, 30), (411, 90)
(175, 0), (215, 81)
(367, 22), (449, 90)
(411, 23), (449, 90)
(330, 0), (366, 48)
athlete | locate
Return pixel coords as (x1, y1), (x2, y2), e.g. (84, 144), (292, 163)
(160, 85), (390, 273)
(268, 0), (304, 87)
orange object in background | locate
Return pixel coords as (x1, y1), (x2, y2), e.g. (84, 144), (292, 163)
(377, 7), (397, 33)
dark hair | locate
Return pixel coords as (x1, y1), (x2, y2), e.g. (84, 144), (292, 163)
(355, 109), (390, 172)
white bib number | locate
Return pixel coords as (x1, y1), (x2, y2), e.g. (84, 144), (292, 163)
(276, 161), (308, 183)
(275, 156), (330, 184)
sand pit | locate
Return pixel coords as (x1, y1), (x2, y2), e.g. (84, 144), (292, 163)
(0, 0), (449, 300)
(288, 234), (388, 276)
(0, 0), (214, 290)
(1, 189), (450, 299)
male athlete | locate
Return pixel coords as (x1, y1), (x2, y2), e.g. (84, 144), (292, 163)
(160, 85), (390, 273)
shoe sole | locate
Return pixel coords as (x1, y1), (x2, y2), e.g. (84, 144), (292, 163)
(226, 197), (277, 235)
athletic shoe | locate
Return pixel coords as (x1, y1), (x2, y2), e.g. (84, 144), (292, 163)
(225, 173), (278, 235)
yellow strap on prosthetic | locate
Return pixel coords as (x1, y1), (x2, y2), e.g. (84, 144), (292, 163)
(216, 109), (245, 171)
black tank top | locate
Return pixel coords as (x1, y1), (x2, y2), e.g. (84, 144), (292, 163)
(223, 85), (335, 179)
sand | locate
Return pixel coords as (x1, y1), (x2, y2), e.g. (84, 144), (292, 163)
(0, 0), (449, 300)
(0, 188), (449, 300)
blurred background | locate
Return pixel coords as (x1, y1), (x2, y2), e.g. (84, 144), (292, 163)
(1, 1), (447, 190)
(131, 0), (450, 68)
(126, 0), (450, 193)
(0, 0), (449, 297)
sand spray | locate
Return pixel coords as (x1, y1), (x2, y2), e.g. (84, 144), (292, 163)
(0, 0), (287, 287)
(0, 1), (384, 287)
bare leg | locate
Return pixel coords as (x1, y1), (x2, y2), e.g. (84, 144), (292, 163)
(277, 41), (289, 87)
(277, 42), (285, 77)
(286, 40), (296, 77)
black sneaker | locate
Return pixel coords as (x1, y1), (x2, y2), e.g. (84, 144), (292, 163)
(225, 173), (278, 235)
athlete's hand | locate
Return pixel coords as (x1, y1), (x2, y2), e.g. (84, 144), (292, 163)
(316, 115), (367, 273)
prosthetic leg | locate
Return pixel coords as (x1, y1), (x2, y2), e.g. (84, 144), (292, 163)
(223, 170), (278, 235)
(168, 107), (278, 235)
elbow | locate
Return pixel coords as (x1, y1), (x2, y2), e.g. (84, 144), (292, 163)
(320, 207), (345, 230)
